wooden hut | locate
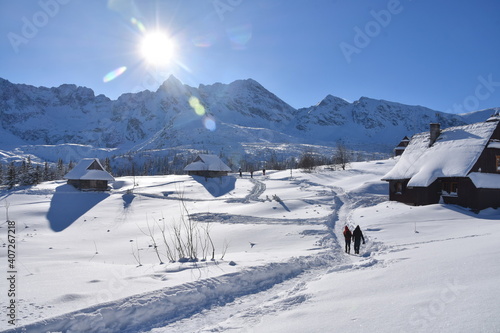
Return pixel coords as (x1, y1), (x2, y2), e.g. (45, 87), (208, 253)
(394, 136), (410, 157)
(184, 154), (231, 178)
(64, 158), (114, 191)
(382, 114), (500, 210)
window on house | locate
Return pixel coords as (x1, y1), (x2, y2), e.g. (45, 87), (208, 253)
(395, 182), (403, 194)
(496, 156), (500, 172)
(442, 181), (458, 195)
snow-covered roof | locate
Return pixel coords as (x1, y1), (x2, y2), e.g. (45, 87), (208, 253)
(382, 121), (499, 187)
(64, 158), (115, 181)
(184, 154), (231, 172)
(468, 172), (500, 189)
(487, 141), (500, 149)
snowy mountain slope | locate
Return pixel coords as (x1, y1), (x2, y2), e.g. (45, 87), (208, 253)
(0, 78), (111, 145)
(294, 95), (466, 149)
(199, 78), (296, 125)
(2, 160), (500, 332)
(0, 76), (494, 165)
(459, 107), (500, 124)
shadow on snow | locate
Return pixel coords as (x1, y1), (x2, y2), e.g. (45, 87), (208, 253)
(122, 192), (135, 208)
(191, 175), (236, 197)
(46, 184), (109, 232)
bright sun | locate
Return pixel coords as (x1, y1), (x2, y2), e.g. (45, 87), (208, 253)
(140, 31), (175, 65)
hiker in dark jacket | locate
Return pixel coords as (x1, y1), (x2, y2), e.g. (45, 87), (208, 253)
(352, 225), (365, 254)
(343, 226), (352, 253)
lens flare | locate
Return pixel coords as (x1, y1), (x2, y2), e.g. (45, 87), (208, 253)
(103, 66), (127, 83)
(189, 96), (206, 116)
(203, 116), (217, 131)
(130, 17), (146, 33)
(192, 33), (217, 48)
(227, 24), (252, 50)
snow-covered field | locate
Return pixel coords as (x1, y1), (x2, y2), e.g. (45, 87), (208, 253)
(1, 159), (500, 332)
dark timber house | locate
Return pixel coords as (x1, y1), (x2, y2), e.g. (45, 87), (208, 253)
(184, 154), (231, 178)
(382, 113), (500, 210)
(394, 136), (410, 157)
(64, 158), (114, 191)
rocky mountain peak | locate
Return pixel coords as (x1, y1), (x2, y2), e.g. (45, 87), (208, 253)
(316, 94), (350, 108)
(0, 76), (490, 165)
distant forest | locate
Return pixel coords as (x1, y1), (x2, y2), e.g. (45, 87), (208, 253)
(0, 144), (385, 188)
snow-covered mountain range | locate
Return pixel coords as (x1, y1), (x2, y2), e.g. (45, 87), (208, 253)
(0, 76), (497, 165)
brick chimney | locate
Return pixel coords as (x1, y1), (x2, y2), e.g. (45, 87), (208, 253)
(429, 123), (440, 146)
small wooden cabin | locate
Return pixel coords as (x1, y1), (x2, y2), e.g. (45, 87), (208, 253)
(394, 136), (410, 157)
(64, 158), (114, 191)
(184, 154), (231, 178)
(382, 114), (500, 210)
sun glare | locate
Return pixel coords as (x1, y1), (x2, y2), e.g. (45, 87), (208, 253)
(140, 31), (175, 65)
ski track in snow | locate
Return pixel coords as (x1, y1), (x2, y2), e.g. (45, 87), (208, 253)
(151, 268), (322, 333)
(246, 178), (266, 202)
(148, 180), (387, 333)
(190, 212), (324, 226)
(6, 174), (390, 333)
(226, 178), (266, 203)
(6, 255), (340, 333)
(132, 177), (267, 204)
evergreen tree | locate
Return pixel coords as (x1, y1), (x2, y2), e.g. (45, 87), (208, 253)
(19, 157), (38, 185)
(20, 159), (27, 177)
(6, 162), (16, 189)
(172, 154), (184, 174)
(161, 156), (169, 174)
(56, 159), (64, 179)
(33, 165), (41, 184)
(104, 157), (111, 173)
(43, 162), (51, 181)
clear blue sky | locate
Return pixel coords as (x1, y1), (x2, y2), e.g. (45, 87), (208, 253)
(1, 0), (499, 113)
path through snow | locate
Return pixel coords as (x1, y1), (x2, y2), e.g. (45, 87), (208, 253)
(148, 181), (387, 332)
(6, 170), (388, 333)
(226, 178), (266, 203)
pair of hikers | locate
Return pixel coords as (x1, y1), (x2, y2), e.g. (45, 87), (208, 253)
(343, 225), (365, 254)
